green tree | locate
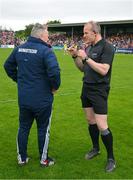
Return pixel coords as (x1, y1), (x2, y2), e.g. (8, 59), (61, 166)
(15, 30), (25, 39)
(47, 20), (61, 24)
(24, 24), (34, 37)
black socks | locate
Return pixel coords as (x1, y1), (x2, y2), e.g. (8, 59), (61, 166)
(101, 128), (114, 160)
(88, 124), (100, 150)
(88, 125), (114, 160)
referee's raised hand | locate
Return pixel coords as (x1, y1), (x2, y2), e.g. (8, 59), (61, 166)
(77, 49), (87, 59)
(67, 46), (78, 58)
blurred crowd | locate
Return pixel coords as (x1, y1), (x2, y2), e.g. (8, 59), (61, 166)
(0, 30), (133, 49)
(0, 31), (15, 45)
(49, 33), (81, 45)
(0, 30), (25, 46)
(106, 34), (133, 48)
(49, 33), (133, 49)
(49, 33), (86, 49)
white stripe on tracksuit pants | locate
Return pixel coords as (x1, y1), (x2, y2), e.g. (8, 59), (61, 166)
(16, 105), (52, 162)
(41, 113), (52, 161)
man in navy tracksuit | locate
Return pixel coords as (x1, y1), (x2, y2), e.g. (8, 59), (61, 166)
(4, 23), (61, 167)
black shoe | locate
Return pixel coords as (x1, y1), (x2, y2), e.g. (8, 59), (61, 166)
(85, 148), (100, 160)
(40, 157), (55, 167)
(105, 159), (116, 172)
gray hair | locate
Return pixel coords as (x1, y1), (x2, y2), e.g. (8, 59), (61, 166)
(31, 23), (47, 38)
(85, 21), (101, 34)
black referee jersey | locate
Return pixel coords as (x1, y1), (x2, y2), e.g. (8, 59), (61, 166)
(83, 39), (115, 85)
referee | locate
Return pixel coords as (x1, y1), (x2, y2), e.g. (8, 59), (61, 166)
(68, 21), (116, 172)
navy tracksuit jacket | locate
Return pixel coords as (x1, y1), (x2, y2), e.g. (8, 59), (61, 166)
(4, 36), (60, 108)
(4, 36), (61, 161)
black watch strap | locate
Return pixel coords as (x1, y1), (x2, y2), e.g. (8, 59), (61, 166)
(82, 57), (89, 64)
(72, 55), (78, 59)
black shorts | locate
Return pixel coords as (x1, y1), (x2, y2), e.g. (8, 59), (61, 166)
(81, 83), (110, 114)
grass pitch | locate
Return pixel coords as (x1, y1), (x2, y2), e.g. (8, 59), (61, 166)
(0, 49), (133, 179)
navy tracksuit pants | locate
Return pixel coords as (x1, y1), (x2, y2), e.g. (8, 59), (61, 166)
(17, 105), (52, 161)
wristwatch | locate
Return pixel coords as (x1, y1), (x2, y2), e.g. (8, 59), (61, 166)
(82, 57), (89, 64)
(72, 55), (78, 59)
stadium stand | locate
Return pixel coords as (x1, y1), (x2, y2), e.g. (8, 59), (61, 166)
(0, 29), (25, 47)
(107, 33), (133, 48)
(0, 30), (15, 45)
(0, 20), (133, 53)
